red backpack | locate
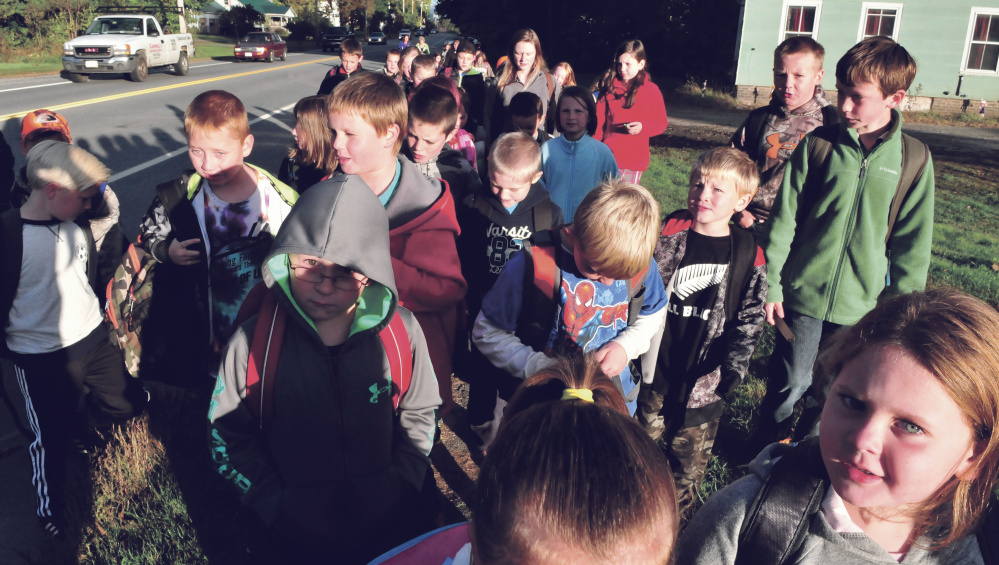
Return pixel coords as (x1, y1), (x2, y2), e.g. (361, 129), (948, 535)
(237, 283), (412, 430)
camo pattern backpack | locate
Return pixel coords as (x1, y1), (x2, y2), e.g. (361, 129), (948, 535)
(105, 243), (158, 377)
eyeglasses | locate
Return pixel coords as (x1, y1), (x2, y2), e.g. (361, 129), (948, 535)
(290, 265), (370, 291)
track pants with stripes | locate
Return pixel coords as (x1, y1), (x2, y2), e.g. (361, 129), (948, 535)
(12, 328), (137, 519)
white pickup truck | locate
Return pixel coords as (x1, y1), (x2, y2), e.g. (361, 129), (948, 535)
(62, 15), (195, 83)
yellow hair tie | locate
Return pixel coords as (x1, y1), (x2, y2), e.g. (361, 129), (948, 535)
(562, 388), (594, 403)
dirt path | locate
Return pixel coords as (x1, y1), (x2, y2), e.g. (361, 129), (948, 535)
(666, 104), (999, 166)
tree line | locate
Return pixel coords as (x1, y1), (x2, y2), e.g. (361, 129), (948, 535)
(434, 0), (743, 83)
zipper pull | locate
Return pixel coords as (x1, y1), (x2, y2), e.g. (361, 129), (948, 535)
(859, 158), (867, 179)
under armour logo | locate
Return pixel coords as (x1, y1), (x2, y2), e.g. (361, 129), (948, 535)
(765, 132), (805, 160)
(369, 382), (391, 403)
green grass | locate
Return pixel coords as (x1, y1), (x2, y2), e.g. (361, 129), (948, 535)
(902, 110), (999, 129)
(671, 77), (749, 110)
(192, 38), (235, 60)
(0, 53), (63, 76)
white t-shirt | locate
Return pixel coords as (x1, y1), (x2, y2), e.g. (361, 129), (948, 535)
(6, 219), (103, 354)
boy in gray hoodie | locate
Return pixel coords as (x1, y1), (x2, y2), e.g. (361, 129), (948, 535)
(208, 175), (441, 563)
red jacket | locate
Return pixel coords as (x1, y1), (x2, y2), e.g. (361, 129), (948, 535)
(595, 76), (669, 172)
(387, 156), (467, 413)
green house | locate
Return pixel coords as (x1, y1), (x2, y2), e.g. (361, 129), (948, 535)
(194, 0), (296, 34)
(734, 0), (999, 114)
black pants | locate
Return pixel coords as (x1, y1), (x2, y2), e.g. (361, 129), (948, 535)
(12, 328), (139, 518)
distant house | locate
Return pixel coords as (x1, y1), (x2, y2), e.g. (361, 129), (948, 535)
(194, 0), (296, 34)
(733, 0), (999, 115)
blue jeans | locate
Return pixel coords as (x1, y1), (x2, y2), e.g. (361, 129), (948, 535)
(757, 311), (842, 437)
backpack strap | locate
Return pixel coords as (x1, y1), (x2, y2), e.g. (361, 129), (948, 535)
(625, 266), (648, 326)
(820, 104), (842, 128)
(725, 226), (762, 325)
(544, 71), (558, 133)
(886, 133), (929, 245)
(977, 500), (999, 565)
(741, 106), (772, 161)
(517, 228), (561, 351)
(244, 285), (285, 431)
(471, 193), (495, 221)
(531, 198), (555, 232)
(737, 438), (829, 565)
(378, 311), (412, 411)
(805, 124), (837, 172)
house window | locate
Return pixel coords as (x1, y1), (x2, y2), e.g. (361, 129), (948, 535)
(964, 10), (999, 73)
(964, 9), (999, 73)
(780, 1), (822, 41)
(859, 3), (902, 41)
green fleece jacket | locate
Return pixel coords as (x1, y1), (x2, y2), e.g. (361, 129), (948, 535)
(763, 110), (933, 325)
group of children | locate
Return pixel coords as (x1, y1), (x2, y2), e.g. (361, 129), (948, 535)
(6, 27), (999, 565)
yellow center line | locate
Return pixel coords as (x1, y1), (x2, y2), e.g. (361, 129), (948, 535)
(0, 57), (337, 122)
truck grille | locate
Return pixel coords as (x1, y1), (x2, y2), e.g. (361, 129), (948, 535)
(75, 46), (111, 58)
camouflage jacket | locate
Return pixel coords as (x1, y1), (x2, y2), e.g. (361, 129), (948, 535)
(654, 211), (768, 425)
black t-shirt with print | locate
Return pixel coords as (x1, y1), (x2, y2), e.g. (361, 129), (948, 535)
(660, 231), (730, 386)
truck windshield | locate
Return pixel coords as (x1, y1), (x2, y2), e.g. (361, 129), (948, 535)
(85, 18), (144, 35)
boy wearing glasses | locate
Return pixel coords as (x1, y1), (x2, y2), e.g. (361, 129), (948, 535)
(209, 176), (441, 563)
(4, 141), (144, 538)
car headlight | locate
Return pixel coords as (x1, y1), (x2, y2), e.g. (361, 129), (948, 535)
(112, 45), (131, 56)
(63, 44), (73, 56)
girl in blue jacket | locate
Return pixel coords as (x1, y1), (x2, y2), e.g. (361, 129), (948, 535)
(540, 85), (619, 222)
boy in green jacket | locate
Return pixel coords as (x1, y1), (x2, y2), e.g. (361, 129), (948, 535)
(750, 37), (933, 451)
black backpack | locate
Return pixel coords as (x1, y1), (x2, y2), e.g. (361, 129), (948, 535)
(737, 438), (999, 564)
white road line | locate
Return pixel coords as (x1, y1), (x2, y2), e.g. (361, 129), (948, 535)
(0, 82), (69, 94)
(191, 61), (234, 68)
(109, 102), (296, 182)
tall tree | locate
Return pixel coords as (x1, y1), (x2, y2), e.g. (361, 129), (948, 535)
(219, 4), (262, 39)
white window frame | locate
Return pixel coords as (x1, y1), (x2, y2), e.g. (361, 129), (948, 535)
(857, 3), (903, 41)
(779, 0), (823, 43)
(962, 7), (999, 75)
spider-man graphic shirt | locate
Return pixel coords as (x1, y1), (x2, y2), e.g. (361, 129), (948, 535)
(479, 244), (666, 410)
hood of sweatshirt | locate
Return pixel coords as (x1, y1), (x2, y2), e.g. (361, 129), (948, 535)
(468, 181), (552, 218)
(262, 173), (397, 338)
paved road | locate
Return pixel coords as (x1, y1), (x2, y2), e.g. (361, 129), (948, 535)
(0, 33), (457, 564)
(0, 32), (457, 239)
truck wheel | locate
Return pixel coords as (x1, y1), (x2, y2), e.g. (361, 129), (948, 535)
(266, 51), (274, 63)
(129, 54), (148, 82)
(68, 73), (89, 83)
(173, 52), (189, 76)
